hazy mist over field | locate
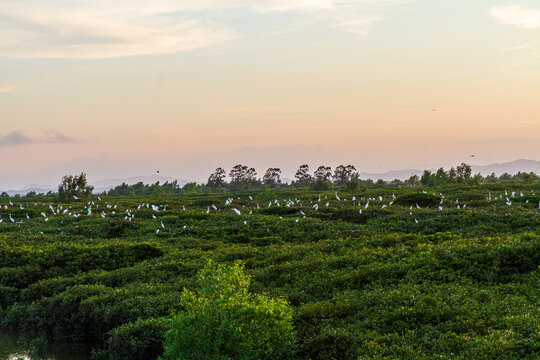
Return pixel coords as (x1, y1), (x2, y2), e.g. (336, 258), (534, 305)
(1, 0), (539, 187)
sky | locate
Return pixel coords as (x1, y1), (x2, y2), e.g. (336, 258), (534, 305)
(0, 0), (539, 188)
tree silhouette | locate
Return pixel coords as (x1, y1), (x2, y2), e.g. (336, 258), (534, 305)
(207, 167), (226, 188)
(294, 165), (312, 186)
(313, 166), (332, 182)
(263, 168), (282, 187)
(58, 173), (93, 202)
(332, 165), (356, 185)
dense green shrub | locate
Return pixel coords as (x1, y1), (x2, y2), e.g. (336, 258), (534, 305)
(94, 317), (170, 360)
(395, 192), (441, 207)
(258, 189), (277, 201)
(259, 206), (299, 216)
(0, 184), (538, 359)
(310, 180), (333, 191)
(161, 262), (295, 360)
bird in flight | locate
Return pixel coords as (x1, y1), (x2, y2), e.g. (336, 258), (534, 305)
(156, 170), (160, 173)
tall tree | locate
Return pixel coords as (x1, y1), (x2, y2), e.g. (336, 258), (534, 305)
(313, 166), (332, 182)
(456, 163), (472, 183)
(332, 165), (356, 185)
(294, 164), (312, 186)
(407, 174), (420, 186)
(229, 165), (258, 187)
(420, 170), (434, 186)
(448, 167), (457, 183)
(207, 167), (226, 188)
(263, 168), (282, 187)
(58, 173), (94, 202)
(244, 167), (257, 183)
(435, 167), (448, 184)
(229, 165), (248, 183)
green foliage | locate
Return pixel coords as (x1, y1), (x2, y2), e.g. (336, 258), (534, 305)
(395, 192), (441, 207)
(310, 179), (333, 191)
(58, 173), (94, 202)
(161, 262), (295, 360)
(258, 189), (277, 202)
(94, 317), (171, 360)
(344, 178), (361, 192)
(0, 184), (539, 359)
(107, 180), (182, 196)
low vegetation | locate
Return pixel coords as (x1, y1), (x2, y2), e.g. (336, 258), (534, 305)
(0, 182), (538, 359)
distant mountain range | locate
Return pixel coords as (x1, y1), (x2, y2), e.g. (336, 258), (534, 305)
(357, 159), (539, 181)
(358, 159), (539, 181)
(470, 159), (539, 176)
(2, 159), (538, 195)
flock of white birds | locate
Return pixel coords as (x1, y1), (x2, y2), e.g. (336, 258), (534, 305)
(0, 189), (537, 236)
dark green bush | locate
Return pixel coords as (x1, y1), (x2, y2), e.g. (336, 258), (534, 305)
(0, 185), (538, 359)
(395, 192), (441, 207)
(310, 180), (333, 191)
(94, 317), (170, 360)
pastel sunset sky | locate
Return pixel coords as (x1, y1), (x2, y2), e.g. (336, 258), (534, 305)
(1, 0), (539, 187)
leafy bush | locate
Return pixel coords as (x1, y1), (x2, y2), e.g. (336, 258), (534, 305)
(344, 179), (362, 192)
(395, 192), (441, 207)
(161, 262), (295, 360)
(0, 185), (538, 359)
(258, 189), (277, 201)
(310, 180), (333, 191)
(94, 317), (170, 360)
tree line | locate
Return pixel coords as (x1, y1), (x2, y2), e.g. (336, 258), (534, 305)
(1, 164), (538, 200)
(97, 164), (540, 195)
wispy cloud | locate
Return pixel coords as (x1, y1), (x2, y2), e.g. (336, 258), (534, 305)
(0, 1), (238, 59)
(490, 5), (540, 29)
(497, 43), (533, 52)
(0, 130), (74, 147)
(250, 0), (333, 13)
(333, 15), (381, 35)
(0, 0), (406, 59)
(0, 86), (16, 93)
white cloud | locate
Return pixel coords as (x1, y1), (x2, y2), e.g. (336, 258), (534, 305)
(333, 16), (381, 35)
(0, 0), (404, 59)
(0, 86), (15, 93)
(0, 1), (238, 59)
(497, 43), (532, 52)
(249, 0), (333, 12)
(490, 5), (540, 29)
